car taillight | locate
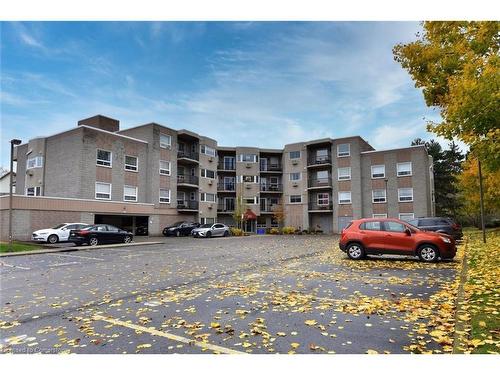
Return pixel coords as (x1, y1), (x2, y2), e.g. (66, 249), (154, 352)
(452, 223), (460, 230)
(77, 230), (90, 235)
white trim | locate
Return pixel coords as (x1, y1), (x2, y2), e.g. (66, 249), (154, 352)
(159, 133), (172, 149)
(338, 191), (352, 204)
(372, 214), (388, 218)
(371, 165), (385, 179)
(26, 156), (43, 169)
(0, 194), (155, 206)
(95, 182), (112, 200)
(289, 172), (302, 181)
(317, 192), (330, 206)
(123, 185), (138, 202)
(399, 213), (415, 220)
(159, 160), (171, 176)
(200, 192), (217, 203)
(289, 150), (301, 159)
(372, 189), (387, 203)
(124, 155), (138, 172)
(200, 168), (216, 180)
(238, 154), (258, 163)
(337, 167), (351, 181)
(337, 143), (350, 157)
(398, 188), (414, 202)
(200, 144), (216, 157)
(289, 194), (302, 204)
(397, 162), (413, 177)
(96, 149), (112, 168)
(159, 188), (171, 203)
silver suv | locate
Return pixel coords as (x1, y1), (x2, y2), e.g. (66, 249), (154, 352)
(191, 223), (230, 238)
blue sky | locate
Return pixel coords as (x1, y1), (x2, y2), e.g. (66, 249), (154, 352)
(1, 21), (446, 168)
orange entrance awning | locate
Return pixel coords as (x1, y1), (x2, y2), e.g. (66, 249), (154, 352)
(243, 208), (257, 221)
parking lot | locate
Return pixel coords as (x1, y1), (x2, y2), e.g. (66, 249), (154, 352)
(0, 235), (461, 354)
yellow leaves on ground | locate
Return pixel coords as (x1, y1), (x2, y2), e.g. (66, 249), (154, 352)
(210, 322), (221, 329)
(136, 343), (151, 349)
(304, 319), (317, 326)
(366, 349), (379, 354)
(290, 343), (300, 349)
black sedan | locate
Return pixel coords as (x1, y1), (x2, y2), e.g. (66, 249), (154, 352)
(68, 224), (133, 246)
(162, 221), (200, 237)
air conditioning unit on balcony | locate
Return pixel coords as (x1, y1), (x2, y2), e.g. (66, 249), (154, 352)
(245, 163), (251, 168)
(245, 184), (251, 189)
(208, 157), (214, 162)
(292, 182), (298, 187)
(26, 170), (33, 176)
(208, 180), (213, 186)
(292, 160), (299, 165)
(208, 204), (213, 209)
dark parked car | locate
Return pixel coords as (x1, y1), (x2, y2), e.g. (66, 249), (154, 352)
(68, 224), (133, 246)
(406, 217), (463, 240)
(135, 225), (149, 236)
(163, 221), (200, 237)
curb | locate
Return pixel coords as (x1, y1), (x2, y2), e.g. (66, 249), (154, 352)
(0, 241), (164, 257)
(452, 236), (470, 354)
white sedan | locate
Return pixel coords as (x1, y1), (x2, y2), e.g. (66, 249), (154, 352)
(32, 223), (89, 244)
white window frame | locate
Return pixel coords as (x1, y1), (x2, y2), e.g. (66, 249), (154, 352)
(200, 192), (217, 203)
(159, 188), (171, 203)
(398, 188), (414, 202)
(371, 165), (385, 179)
(26, 156), (43, 169)
(399, 213), (415, 221)
(160, 133), (172, 149)
(243, 196), (258, 205)
(238, 154), (258, 163)
(397, 162), (412, 177)
(201, 217), (215, 225)
(123, 185), (138, 202)
(373, 214), (388, 218)
(96, 149), (112, 167)
(201, 169), (216, 179)
(124, 155), (138, 172)
(26, 186), (41, 196)
(337, 143), (350, 157)
(159, 160), (171, 176)
(95, 182), (112, 200)
(372, 189), (387, 203)
(289, 172), (301, 181)
(200, 145), (216, 157)
(289, 195), (302, 204)
(317, 192), (330, 206)
(338, 191), (352, 204)
(337, 167), (351, 181)
(289, 150), (301, 159)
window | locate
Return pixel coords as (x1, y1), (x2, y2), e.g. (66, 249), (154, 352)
(200, 145), (216, 157)
(96, 149), (112, 167)
(397, 162), (412, 176)
(160, 134), (171, 148)
(201, 217), (215, 225)
(239, 154), (257, 163)
(159, 189), (171, 203)
(290, 150), (301, 159)
(371, 165), (385, 179)
(372, 189), (387, 203)
(399, 213), (415, 221)
(200, 193), (217, 203)
(338, 191), (351, 204)
(317, 193), (330, 206)
(159, 160), (171, 175)
(316, 170), (329, 180)
(316, 149), (329, 162)
(337, 143), (350, 157)
(125, 155), (138, 172)
(384, 221), (406, 233)
(201, 169), (216, 179)
(95, 182), (111, 200)
(289, 172), (301, 181)
(290, 195), (302, 203)
(372, 214), (388, 218)
(26, 187), (41, 196)
(26, 156), (43, 169)
(360, 221), (382, 231)
(338, 167), (351, 180)
(123, 185), (138, 202)
(243, 197), (258, 205)
(398, 188), (414, 202)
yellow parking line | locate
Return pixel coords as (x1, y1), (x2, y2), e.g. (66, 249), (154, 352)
(92, 314), (244, 354)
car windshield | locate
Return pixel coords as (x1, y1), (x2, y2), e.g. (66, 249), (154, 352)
(172, 221), (184, 226)
(200, 224), (212, 228)
(51, 223), (66, 229)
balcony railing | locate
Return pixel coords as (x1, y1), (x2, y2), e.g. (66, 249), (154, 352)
(260, 203), (279, 212)
(260, 183), (283, 192)
(308, 177), (332, 188)
(217, 182), (236, 192)
(177, 200), (199, 210)
(177, 150), (199, 161)
(217, 202), (235, 212)
(177, 175), (199, 186)
(307, 155), (332, 166)
(308, 202), (333, 211)
(260, 163), (282, 172)
(217, 161), (236, 171)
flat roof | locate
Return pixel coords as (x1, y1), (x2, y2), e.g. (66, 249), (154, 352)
(361, 144), (426, 154)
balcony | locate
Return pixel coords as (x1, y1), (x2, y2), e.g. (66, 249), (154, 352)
(217, 161), (236, 171)
(177, 200), (199, 211)
(307, 177), (332, 189)
(177, 174), (199, 187)
(260, 163), (282, 172)
(217, 182), (236, 192)
(260, 203), (279, 213)
(308, 202), (333, 212)
(260, 183), (283, 193)
(217, 202), (235, 213)
(307, 155), (332, 167)
(177, 150), (199, 163)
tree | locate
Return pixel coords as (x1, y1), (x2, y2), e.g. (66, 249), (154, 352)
(232, 184), (246, 229)
(457, 157), (500, 227)
(272, 202), (286, 228)
(411, 138), (464, 218)
(394, 22), (500, 171)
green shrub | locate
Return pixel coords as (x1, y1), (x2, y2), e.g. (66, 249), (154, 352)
(230, 227), (244, 236)
(282, 226), (296, 234)
(269, 228), (280, 235)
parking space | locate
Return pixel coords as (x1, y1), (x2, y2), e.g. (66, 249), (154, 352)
(0, 235), (461, 354)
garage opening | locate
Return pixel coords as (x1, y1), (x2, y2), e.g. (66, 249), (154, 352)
(94, 214), (149, 236)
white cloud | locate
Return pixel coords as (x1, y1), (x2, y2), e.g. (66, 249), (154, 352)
(371, 123), (421, 149)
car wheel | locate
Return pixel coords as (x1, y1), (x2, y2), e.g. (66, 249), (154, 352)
(223, 230), (230, 237)
(206, 231), (212, 238)
(124, 236), (132, 244)
(47, 234), (59, 244)
(346, 243), (365, 260)
(418, 245), (439, 262)
(89, 237), (99, 247)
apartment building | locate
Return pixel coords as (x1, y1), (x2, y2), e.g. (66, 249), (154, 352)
(0, 115), (435, 240)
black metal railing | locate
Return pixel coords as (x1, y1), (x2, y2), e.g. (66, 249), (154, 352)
(217, 182), (236, 192)
(177, 150), (199, 161)
(260, 163), (282, 172)
(307, 155), (332, 166)
(260, 203), (279, 212)
(308, 202), (333, 211)
(217, 161), (236, 171)
(260, 183), (283, 192)
(177, 175), (199, 185)
(308, 177), (332, 188)
(177, 200), (199, 210)
(217, 202), (235, 212)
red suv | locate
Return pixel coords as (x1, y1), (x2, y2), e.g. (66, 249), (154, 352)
(339, 218), (456, 262)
